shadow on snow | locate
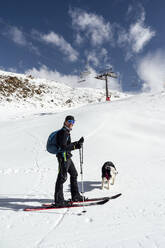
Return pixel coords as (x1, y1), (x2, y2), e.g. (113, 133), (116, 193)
(78, 180), (101, 192)
(0, 197), (51, 211)
(0, 181), (101, 211)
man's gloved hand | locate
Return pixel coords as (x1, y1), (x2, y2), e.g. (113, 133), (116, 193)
(75, 142), (82, 149)
(75, 137), (84, 149)
(78, 137), (84, 145)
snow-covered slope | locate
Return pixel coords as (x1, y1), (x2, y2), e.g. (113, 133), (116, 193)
(0, 90), (165, 248)
(0, 70), (130, 121)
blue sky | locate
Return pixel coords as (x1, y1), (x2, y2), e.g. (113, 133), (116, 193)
(0, 0), (165, 91)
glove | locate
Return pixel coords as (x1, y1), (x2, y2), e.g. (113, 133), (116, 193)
(74, 137), (84, 150)
(75, 142), (82, 149)
(78, 137), (84, 145)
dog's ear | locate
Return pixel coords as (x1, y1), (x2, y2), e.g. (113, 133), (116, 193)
(110, 161), (116, 167)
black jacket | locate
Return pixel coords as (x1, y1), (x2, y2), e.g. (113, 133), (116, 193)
(56, 126), (77, 159)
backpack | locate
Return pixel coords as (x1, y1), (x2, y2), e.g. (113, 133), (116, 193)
(46, 129), (62, 154)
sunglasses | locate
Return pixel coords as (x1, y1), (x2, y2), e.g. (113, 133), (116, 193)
(67, 120), (75, 124)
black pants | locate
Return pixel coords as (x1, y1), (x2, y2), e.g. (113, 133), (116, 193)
(54, 157), (80, 203)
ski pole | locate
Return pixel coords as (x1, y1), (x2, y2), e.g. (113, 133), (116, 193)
(79, 144), (86, 213)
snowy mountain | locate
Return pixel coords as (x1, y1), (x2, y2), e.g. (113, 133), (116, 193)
(0, 70), (130, 121)
(1, 70), (165, 247)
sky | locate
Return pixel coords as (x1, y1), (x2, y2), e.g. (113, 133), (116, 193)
(0, 0), (165, 92)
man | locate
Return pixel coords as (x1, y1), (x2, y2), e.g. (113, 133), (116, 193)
(54, 115), (84, 207)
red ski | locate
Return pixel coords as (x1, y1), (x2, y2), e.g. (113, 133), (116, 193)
(24, 194), (121, 212)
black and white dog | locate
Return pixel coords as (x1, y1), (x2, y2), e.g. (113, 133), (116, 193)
(101, 161), (118, 189)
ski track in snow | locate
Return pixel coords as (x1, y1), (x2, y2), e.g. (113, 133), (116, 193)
(85, 121), (106, 140)
(34, 208), (70, 248)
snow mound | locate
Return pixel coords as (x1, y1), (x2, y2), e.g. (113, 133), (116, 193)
(0, 70), (131, 120)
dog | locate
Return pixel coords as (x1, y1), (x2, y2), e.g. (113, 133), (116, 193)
(101, 161), (118, 189)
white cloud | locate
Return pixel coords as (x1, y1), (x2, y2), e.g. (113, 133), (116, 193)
(40, 31), (78, 62)
(100, 48), (109, 63)
(25, 65), (79, 87)
(69, 8), (113, 46)
(86, 51), (99, 67)
(0, 65), (6, 71)
(8, 67), (18, 73)
(26, 65), (100, 88)
(8, 26), (27, 46)
(127, 5), (133, 16)
(1, 25), (40, 55)
(28, 42), (40, 55)
(136, 50), (165, 92)
(75, 33), (83, 45)
(25, 64), (121, 90)
(129, 15), (155, 53)
(118, 9), (155, 59)
(85, 48), (109, 67)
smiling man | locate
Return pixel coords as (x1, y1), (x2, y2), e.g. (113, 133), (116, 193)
(54, 115), (84, 207)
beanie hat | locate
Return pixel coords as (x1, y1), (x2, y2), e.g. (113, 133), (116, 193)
(65, 115), (75, 122)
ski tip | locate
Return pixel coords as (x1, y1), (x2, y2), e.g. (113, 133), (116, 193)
(110, 193), (122, 200)
(116, 193), (122, 197)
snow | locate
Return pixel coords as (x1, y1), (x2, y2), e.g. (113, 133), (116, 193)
(1, 71), (165, 247)
(0, 70), (130, 121)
